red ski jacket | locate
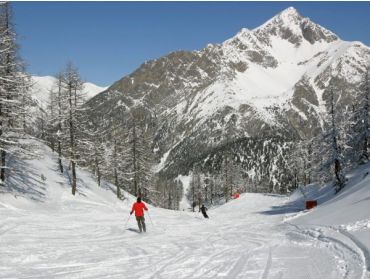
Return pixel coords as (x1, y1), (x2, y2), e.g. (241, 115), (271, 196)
(131, 202), (148, 217)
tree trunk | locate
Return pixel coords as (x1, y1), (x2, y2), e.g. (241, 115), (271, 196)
(0, 150), (6, 182)
(192, 182), (195, 212)
(224, 156), (229, 202)
(362, 138), (368, 163)
(58, 140), (63, 173)
(57, 76), (63, 174)
(0, 5), (10, 183)
(69, 84), (76, 195)
(168, 188), (171, 209)
(95, 156), (101, 186)
(50, 139), (55, 152)
(0, 104), (4, 182)
(210, 181), (213, 205)
(334, 159), (343, 193)
(198, 192), (201, 212)
(230, 180), (233, 198)
(132, 122), (138, 196)
(0, 91), (3, 183)
(74, 88), (77, 107)
(40, 117), (45, 139)
(115, 168), (121, 198)
(113, 139), (121, 198)
(71, 160), (77, 195)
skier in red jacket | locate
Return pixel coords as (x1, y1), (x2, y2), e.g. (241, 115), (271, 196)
(130, 197), (148, 233)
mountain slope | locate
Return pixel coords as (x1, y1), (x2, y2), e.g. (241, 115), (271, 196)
(0, 138), (368, 278)
(85, 7), (370, 191)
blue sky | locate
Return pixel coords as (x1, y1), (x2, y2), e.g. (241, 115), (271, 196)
(12, 1), (370, 86)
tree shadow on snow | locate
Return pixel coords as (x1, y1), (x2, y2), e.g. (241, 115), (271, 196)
(1, 155), (47, 202)
(261, 193), (286, 198)
(257, 204), (303, 216)
(63, 166), (117, 198)
(353, 195), (370, 205)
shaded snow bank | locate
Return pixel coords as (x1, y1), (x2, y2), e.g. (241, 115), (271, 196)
(0, 138), (134, 212)
(283, 162), (370, 277)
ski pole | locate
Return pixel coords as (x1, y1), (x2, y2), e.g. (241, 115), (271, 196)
(148, 212), (167, 232)
(147, 212), (154, 227)
(124, 214), (131, 227)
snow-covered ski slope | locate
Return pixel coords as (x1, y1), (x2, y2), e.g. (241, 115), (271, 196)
(0, 139), (369, 278)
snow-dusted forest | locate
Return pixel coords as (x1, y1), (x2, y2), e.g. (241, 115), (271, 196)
(1, 2), (370, 278)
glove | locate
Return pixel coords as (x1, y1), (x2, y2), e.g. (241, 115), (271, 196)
(130, 211), (133, 215)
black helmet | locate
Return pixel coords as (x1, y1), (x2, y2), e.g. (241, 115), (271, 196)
(137, 197), (141, 203)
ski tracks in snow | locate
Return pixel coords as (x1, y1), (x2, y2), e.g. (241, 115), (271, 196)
(339, 229), (370, 278)
(286, 222), (366, 278)
(0, 193), (367, 278)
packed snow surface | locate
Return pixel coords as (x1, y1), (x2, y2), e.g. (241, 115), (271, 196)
(0, 140), (369, 278)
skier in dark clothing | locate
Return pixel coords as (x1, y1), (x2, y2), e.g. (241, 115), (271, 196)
(199, 204), (209, 218)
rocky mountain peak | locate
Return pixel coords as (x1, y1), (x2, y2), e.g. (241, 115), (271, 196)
(276, 6), (302, 23)
(254, 7), (338, 45)
(86, 7), (369, 192)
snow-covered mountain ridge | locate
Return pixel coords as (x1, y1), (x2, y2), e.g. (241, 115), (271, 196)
(30, 75), (107, 109)
(85, 7), (370, 191)
(199, 7), (367, 119)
